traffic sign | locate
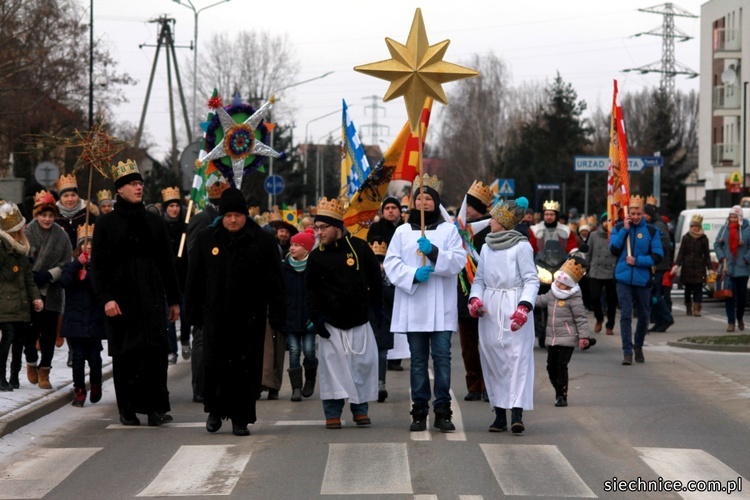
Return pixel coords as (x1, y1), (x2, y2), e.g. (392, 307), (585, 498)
(497, 178), (515, 196)
(573, 156), (664, 173)
(264, 175), (284, 195)
(34, 161), (60, 188)
(537, 183), (561, 191)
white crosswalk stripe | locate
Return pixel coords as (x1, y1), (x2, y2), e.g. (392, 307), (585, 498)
(480, 444), (597, 498)
(636, 447), (750, 499)
(0, 448), (101, 499)
(321, 443), (413, 495)
(137, 445), (250, 497)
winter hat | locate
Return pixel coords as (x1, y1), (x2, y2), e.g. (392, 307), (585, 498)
(290, 227), (315, 252)
(578, 224), (591, 234)
(381, 196), (400, 212)
(644, 204), (658, 219)
(219, 188), (248, 215)
(730, 205), (743, 221)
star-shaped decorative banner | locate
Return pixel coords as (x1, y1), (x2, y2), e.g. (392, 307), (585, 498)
(354, 8), (479, 132)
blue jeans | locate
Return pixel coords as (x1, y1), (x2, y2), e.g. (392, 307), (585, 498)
(725, 276), (749, 324)
(285, 331), (318, 369)
(322, 399), (368, 419)
(406, 331), (452, 406)
(616, 283), (651, 356)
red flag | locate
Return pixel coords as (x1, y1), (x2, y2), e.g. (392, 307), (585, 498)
(607, 80), (629, 234)
(392, 98), (433, 181)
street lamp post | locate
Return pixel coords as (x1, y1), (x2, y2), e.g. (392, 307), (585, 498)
(303, 109), (339, 208)
(172, 0), (231, 139)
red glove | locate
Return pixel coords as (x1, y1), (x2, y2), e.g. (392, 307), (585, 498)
(78, 252), (89, 265)
(468, 297), (485, 318)
(578, 338), (590, 349)
(510, 305), (529, 332)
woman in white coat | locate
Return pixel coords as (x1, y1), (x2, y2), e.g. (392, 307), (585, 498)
(469, 199), (539, 433)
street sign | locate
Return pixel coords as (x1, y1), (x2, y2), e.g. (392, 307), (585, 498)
(264, 174), (284, 195)
(537, 183), (561, 191)
(34, 161), (60, 188)
(497, 178), (515, 196)
(573, 156), (664, 173)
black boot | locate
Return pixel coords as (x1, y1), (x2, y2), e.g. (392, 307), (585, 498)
(410, 404), (429, 431)
(489, 407), (507, 432)
(554, 384), (568, 407)
(302, 364), (317, 398)
(9, 370), (19, 390)
(288, 367), (303, 402)
(0, 378), (11, 392)
(511, 407), (524, 434)
(433, 403), (456, 432)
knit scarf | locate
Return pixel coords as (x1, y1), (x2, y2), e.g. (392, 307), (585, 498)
(288, 254), (308, 273)
(25, 220), (70, 272)
(0, 229), (30, 256)
(485, 229), (528, 251)
(56, 198), (87, 219)
(551, 282), (579, 300)
(688, 226), (704, 239)
(729, 221), (740, 256)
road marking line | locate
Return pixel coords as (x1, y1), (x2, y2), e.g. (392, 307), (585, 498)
(137, 445), (250, 497)
(458, 496), (484, 500)
(321, 443), (412, 495)
(446, 388), (467, 441)
(274, 420), (344, 426)
(636, 447), (750, 499)
(480, 444), (597, 498)
(0, 447), (101, 499)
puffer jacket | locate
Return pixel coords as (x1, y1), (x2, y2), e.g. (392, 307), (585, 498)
(0, 231), (40, 323)
(588, 227), (616, 280)
(610, 218), (663, 287)
(714, 219), (750, 278)
(535, 287), (590, 347)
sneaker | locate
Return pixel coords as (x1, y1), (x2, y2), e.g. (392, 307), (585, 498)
(326, 417), (342, 429)
(622, 354), (633, 365)
(464, 391), (482, 401)
(555, 396), (568, 407)
(90, 384), (102, 403)
(353, 415), (371, 426)
(72, 388), (86, 407)
(181, 345), (192, 360)
(168, 353), (178, 365)
(147, 412), (173, 426)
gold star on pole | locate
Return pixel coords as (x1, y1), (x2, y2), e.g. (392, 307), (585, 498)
(354, 8), (479, 132)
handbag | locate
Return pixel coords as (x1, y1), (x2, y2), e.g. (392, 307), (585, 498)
(714, 265), (733, 300)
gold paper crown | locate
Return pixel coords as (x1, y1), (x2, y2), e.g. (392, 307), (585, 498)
(413, 173), (443, 195)
(56, 173), (78, 193)
(629, 195), (645, 209)
(490, 201), (519, 230)
(161, 186), (180, 204)
(76, 223), (94, 244)
(316, 197), (347, 220)
(369, 240), (388, 256)
(207, 178), (230, 200)
(0, 200), (24, 232)
(691, 213), (704, 225)
(646, 195), (658, 206)
(34, 190), (55, 206)
(401, 195), (411, 208)
(467, 180), (493, 206)
(542, 200), (560, 212)
(254, 213), (270, 227)
(111, 160), (140, 182)
(586, 215), (598, 227)
(96, 190), (113, 204)
(560, 258), (586, 283)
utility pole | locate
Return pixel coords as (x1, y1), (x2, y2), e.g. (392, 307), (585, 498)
(623, 3), (698, 97)
(361, 95), (389, 146)
(135, 16), (192, 174)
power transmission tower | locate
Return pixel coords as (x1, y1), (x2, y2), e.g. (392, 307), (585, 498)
(135, 16), (192, 173)
(361, 95), (389, 146)
(623, 2), (698, 97)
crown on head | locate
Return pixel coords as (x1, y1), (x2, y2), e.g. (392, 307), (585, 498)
(161, 186), (181, 204)
(691, 213), (703, 225)
(369, 240), (387, 256)
(646, 195), (658, 206)
(0, 200), (24, 232)
(413, 173), (443, 195)
(111, 160), (140, 182)
(207, 179), (230, 200)
(401, 195), (411, 208)
(629, 195), (645, 209)
(76, 223), (94, 244)
(34, 190), (56, 206)
(560, 258), (586, 283)
(56, 173), (78, 193)
(542, 200), (560, 212)
(316, 197), (347, 220)
(586, 215), (598, 227)
(467, 180), (493, 206)
(96, 190), (113, 204)
(490, 200), (520, 230)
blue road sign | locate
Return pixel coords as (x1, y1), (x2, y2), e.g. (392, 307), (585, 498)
(573, 156), (664, 173)
(264, 175), (284, 195)
(497, 178), (515, 196)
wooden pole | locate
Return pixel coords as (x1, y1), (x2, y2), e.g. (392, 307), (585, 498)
(416, 124), (426, 266)
(177, 198), (194, 258)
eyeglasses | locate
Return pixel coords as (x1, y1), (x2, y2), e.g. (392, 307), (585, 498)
(313, 223), (330, 232)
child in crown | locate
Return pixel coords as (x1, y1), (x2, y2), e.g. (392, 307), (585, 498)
(535, 256), (594, 407)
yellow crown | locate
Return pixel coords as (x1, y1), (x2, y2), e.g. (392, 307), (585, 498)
(490, 201), (520, 230)
(646, 195), (658, 206)
(542, 200), (560, 212)
(111, 160), (140, 182)
(76, 223), (94, 244)
(413, 173), (443, 195)
(401, 195), (411, 208)
(34, 190), (56, 206)
(369, 240), (387, 256)
(56, 173), (78, 193)
(586, 215), (598, 227)
(254, 213), (270, 227)
(0, 200), (24, 232)
(96, 190), (113, 204)
(207, 179), (230, 200)
(629, 195), (645, 209)
(691, 213), (704, 225)
(161, 186), (181, 204)
(560, 258), (586, 283)
(316, 197), (347, 220)
(467, 180), (493, 206)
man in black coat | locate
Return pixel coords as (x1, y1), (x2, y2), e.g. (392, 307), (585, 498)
(186, 188), (285, 436)
(91, 160), (180, 427)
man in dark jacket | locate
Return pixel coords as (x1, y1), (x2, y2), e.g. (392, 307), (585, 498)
(367, 196), (402, 245)
(91, 160), (180, 427)
(644, 201), (674, 332)
(186, 188), (285, 436)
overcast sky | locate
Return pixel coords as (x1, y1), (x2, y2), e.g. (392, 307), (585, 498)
(94, 0), (705, 161)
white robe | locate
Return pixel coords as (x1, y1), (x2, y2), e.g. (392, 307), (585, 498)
(318, 322), (378, 403)
(387, 333), (410, 360)
(470, 239), (539, 410)
(384, 221), (466, 333)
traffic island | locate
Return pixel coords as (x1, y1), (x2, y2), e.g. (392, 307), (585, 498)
(668, 334), (750, 352)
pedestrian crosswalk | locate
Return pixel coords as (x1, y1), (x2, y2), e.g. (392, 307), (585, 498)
(1, 443), (747, 498)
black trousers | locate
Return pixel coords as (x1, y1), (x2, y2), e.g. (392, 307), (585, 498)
(589, 277), (618, 329)
(546, 345), (575, 397)
(112, 347), (170, 417)
(26, 307), (58, 368)
(69, 337), (103, 390)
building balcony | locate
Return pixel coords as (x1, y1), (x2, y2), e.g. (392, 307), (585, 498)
(712, 143), (740, 166)
(714, 84), (742, 109)
(714, 28), (741, 52)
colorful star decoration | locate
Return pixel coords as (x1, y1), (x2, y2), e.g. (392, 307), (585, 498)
(354, 8), (479, 132)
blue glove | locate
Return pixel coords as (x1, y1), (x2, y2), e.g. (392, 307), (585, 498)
(306, 320), (316, 333)
(417, 237), (434, 255)
(415, 265), (434, 283)
(33, 270), (52, 286)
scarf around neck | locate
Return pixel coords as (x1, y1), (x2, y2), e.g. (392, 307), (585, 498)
(57, 198), (87, 219)
(0, 229), (30, 256)
(287, 254), (308, 273)
(485, 229), (528, 251)
(729, 221), (740, 256)
(407, 208), (442, 227)
(551, 282), (579, 300)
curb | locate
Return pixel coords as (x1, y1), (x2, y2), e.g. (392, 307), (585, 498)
(666, 341), (750, 353)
